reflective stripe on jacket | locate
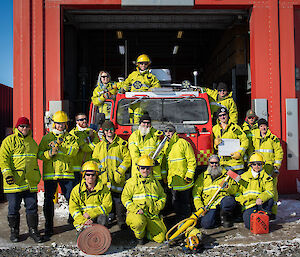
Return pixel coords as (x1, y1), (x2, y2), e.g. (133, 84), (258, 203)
(118, 68), (161, 92)
(38, 132), (79, 180)
(91, 82), (118, 107)
(205, 88), (238, 124)
(235, 168), (274, 210)
(69, 178), (112, 230)
(250, 128), (283, 171)
(128, 127), (163, 179)
(242, 121), (258, 161)
(213, 122), (249, 171)
(192, 167), (238, 210)
(69, 127), (100, 172)
(92, 135), (131, 193)
(0, 129), (41, 193)
(163, 133), (196, 191)
(121, 173), (166, 219)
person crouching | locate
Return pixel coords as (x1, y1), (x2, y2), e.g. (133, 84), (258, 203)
(121, 155), (167, 245)
(69, 161), (112, 231)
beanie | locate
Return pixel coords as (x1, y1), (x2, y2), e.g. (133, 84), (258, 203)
(15, 117), (30, 128)
(257, 118), (268, 127)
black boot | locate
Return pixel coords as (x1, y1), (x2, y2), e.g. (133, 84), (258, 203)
(26, 214), (43, 243)
(44, 205), (54, 239)
(114, 197), (126, 229)
(220, 209), (233, 228)
(8, 214), (20, 243)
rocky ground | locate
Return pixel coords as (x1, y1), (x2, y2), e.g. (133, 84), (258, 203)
(0, 194), (299, 256)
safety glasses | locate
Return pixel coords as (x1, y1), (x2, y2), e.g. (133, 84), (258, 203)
(85, 173), (96, 177)
(101, 75), (109, 78)
(138, 62), (149, 66)
(218, 113), (227, 117)
(77, 118), (87, 122)
(140, 166), (151, 170)
(210, 162), (219, 165)
(248, 116), (256, 119)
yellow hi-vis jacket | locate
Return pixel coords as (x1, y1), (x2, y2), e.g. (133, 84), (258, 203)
(213, 122), (249, 171)
(121, 173), (166, 219)
(0, 129), (41, 193)
(235, 168), (274, 210)
(69, 178), (112, 230)
(162, 133), (196, 191)
(192, 167), (238, 211)
(118, 68), (161, 92)
(69, 127), (100, 173)
(128, 127), (164, 180)
(250, 128), (284, 173)
(38, 131), (79, 180)
(92, 135), (131, 193)
(91, 82), (117, 118)
(204, 88), (238, 124)
(242, 121), (258, 162)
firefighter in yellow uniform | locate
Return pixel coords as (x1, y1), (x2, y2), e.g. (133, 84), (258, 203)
(38, 111), (79, 238)
(121, 155), (167, 245)
(69, 113), (100, 184)
(242, 109), (258, 163)
(162, 124), (196, 221)
(0, 117), (42, 243)
(193, 155), (238, 228)
(69, 161), (112, 231)
(235, 153), (274, 229)
(91, 71), (118, 119)
(249, 119), (283, 218)
(128, 113), (164, 180)
(118, 54), (161, 123)
(203, 82), (238, 124)
(213, 107), (249, 175)
(92, 121), (131, 228)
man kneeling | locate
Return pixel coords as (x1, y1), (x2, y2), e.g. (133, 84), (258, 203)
(121, 155), (167, 245)
(193, 155), (238, 228)
(235, 153), (274, 229)
(69, 161), (112, 231)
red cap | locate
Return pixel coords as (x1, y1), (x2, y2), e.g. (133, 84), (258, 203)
(15, 117), (30, 128)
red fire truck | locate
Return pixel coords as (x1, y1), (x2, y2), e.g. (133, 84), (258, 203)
(89, 84), (213, 168)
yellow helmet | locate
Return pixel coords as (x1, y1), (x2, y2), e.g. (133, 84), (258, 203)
(81, 160), (100, 176)
(136, 54), (151, 64)
(137, 155), (154, 167)
(52, 111), (69, 123)
(249, 152), (264, 164)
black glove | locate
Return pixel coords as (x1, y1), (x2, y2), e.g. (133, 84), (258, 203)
(6, 176), (14, 185)
(154, 160), (160, 166)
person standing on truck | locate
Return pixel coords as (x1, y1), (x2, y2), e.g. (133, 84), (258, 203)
(118, 54), (161, 123)
(38, 111), (79, 239)
(91, 71), (118, 118)
(128, 113), (164, 181)
(202, 82), (238, 124)
(69, 113), (100, 185)
(249, 118), (283, 219)
(235, 153), (274, 229)
(121, 155), (167, 245)
(69, 160), (112, 231)
(242, 109), (258, 163)
(192, 155), (238, 228)
(0, 117), (43, 243)
(213, 107), (249, 175)
(162, 123), (196, 221)
(92, 121), (131, 229)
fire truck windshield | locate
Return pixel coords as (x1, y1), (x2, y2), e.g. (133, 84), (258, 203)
(116, 98), (209, 125)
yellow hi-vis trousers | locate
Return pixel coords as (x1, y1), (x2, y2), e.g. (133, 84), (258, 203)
(265, 163), (278, 215)
(126, 212), (167, 243)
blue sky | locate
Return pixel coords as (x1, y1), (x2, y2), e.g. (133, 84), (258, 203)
(0, 1), (13, 87)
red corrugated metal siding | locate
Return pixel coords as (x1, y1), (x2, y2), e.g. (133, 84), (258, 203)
(0, 83), (13, 141)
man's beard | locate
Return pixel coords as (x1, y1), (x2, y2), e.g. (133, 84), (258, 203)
(139, 125), (150, 136)
(207, 165), (222, 180)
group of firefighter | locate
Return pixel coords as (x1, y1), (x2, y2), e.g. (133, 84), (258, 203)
(0, 54), (283, 247)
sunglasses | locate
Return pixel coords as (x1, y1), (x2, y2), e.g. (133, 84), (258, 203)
(218, 113), (227, 117)
(210, 162), (219, 165)
(101, 75), (109, 78)
(248, 116), (256, 119)
(104, 128), (114, 132)
(138, 62), (149, 65)
(19, 125), (30, 128)
(140, 166), (151, 170)
(77, 118), (87, 122)
(251, 162), (263, 166)
(165, 129), (175, 133)
(85, 173), (96, 177)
